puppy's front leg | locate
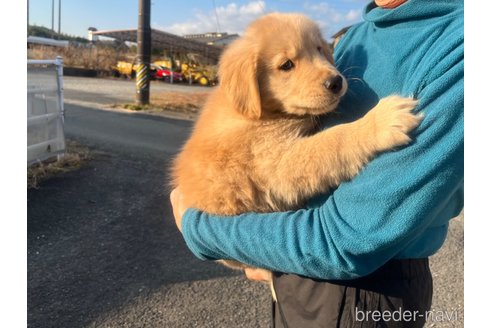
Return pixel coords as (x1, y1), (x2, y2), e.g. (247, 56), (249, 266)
(270, 96), (421, 204)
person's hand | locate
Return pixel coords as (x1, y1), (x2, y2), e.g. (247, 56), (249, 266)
(244, 268), (272, 282)
(170, 188), (188, 232)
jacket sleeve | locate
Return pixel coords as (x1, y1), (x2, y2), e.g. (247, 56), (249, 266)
(181, 50), (464, 281)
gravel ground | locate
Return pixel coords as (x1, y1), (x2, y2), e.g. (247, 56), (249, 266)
(28, 104), (272, 328)
(27, 151), (272, 328)
(426, 213), (464, 327)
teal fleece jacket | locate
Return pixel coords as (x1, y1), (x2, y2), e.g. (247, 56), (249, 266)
(180, 0), (464, 280)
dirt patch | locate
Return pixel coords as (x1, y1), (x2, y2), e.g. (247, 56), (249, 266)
(113, 91), (211, 115)
(28, 140), (91, 189)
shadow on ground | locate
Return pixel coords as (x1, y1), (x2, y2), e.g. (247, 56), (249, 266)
(27, 150), (245, 328)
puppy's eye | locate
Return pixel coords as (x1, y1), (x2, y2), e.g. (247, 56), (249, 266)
(279, 59), (294, 71)
(317, 46), (323, 53)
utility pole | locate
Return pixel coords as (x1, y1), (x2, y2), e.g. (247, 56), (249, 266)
(58, 0), (61, 36)
(51, 0), (55, 38)
(136, 0), (151, 105)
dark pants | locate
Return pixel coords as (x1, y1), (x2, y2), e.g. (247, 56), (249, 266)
(272, 259), (433, 328)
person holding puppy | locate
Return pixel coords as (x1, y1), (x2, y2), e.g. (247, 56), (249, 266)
(170, 0), (463, 327)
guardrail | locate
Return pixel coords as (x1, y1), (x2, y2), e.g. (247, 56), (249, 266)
(27, 56), (65, 166)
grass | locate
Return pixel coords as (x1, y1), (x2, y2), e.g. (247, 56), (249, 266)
(114, 91), (211, 115)
(28, 140), (91, 189)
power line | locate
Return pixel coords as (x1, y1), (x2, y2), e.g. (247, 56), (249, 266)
(257, 1), (266, 14)
(212, 0), (221, 33)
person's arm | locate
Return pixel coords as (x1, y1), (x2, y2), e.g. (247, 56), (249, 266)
(177, 51), (463, 282)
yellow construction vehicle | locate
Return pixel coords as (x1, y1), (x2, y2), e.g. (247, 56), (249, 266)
(111, 60), (136, 79)
(111, 58), (217, 86)
(181, 63), (218, 86)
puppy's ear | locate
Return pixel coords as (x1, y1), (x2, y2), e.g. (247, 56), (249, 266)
(321, 40), (335, 65)
(218, 39), (261, 120)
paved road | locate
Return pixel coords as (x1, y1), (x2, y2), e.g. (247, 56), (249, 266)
(28, 77), (463, 327)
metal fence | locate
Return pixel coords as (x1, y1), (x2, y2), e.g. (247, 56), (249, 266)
(27, 56), (65, 166)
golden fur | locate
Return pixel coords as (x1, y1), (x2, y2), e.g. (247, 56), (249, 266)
(171, 13), (421, 284)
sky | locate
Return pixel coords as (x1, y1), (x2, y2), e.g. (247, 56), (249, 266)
(28, 0), (369, 40)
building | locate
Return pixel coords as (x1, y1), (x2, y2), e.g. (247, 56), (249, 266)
(87, 27), (99, 42)
(183, 32), (239, 47)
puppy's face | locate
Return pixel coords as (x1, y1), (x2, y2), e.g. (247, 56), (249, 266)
(218, 13), (347, 119)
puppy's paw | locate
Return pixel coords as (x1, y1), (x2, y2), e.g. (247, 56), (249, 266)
(218, 259), (248, 270)
(368, 95), (422, 152)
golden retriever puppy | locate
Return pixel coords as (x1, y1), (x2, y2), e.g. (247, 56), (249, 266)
(171, 13), (420, 286)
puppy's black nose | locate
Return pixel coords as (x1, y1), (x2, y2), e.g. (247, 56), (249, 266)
(324, 75), (343, 94)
